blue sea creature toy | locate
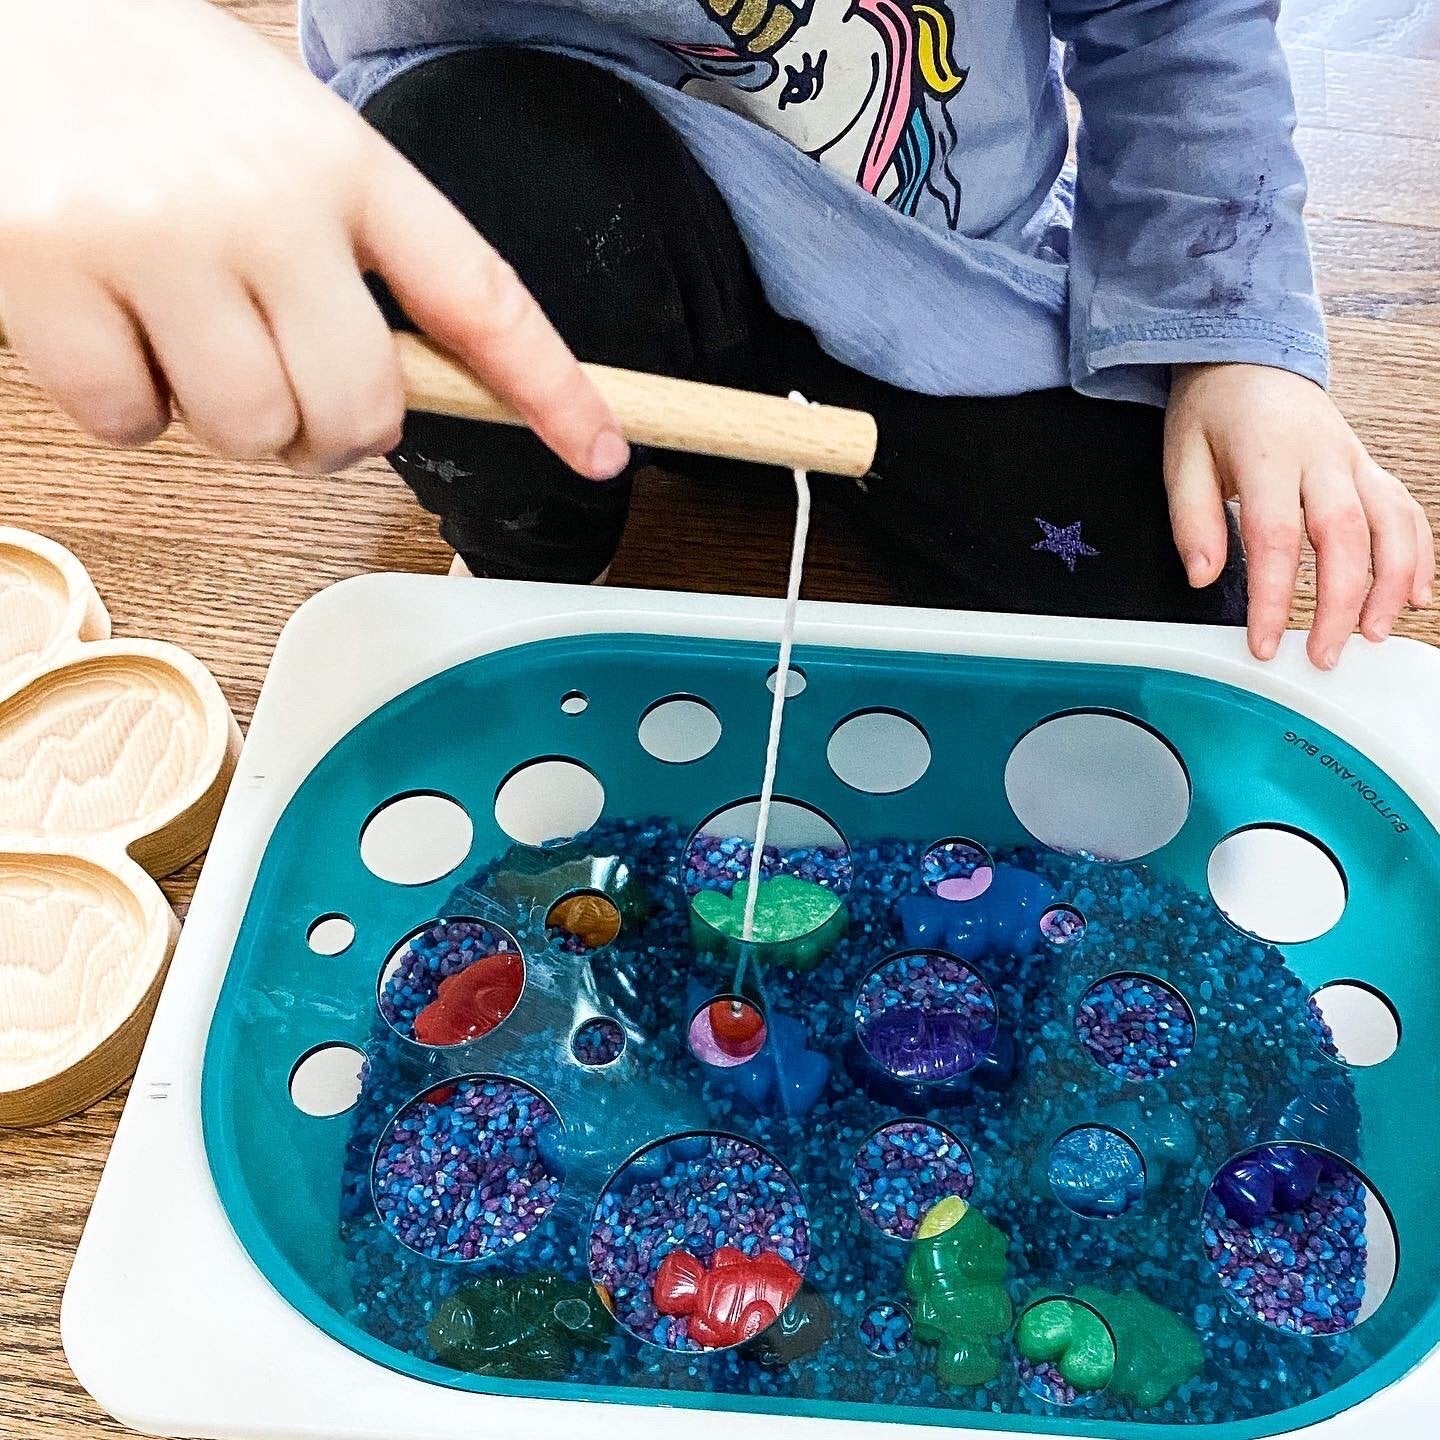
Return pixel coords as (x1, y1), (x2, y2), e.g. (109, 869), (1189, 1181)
(1212, 1143), (1345, 1227)
(898, 865), (1058, 961)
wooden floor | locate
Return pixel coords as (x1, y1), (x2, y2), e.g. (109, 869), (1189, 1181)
(2, 2), (1439, 1435)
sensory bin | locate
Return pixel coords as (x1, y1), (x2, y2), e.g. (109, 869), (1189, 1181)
(200, 630), (1440, 1439)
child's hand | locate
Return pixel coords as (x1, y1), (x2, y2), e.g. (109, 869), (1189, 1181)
(0, 0), (628, 479)
(1164, 363), (1433, 667)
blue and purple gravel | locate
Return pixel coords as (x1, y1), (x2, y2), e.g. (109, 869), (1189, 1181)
(852, 1120), (975, 1239)
(378, 918), (520, 1039)
(1075, 973), (1196, 1081)
(683, 832), (853, 899)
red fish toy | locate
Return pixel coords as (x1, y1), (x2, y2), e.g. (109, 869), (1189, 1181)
(652, 1245), (802, 1348)
(413, 950), (524, 1047)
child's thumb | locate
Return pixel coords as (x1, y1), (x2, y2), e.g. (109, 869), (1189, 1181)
(356, 138), (629, 481)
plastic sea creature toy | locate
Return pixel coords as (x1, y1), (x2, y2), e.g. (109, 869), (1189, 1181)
(412, 950), (524, 1046)
(739, 1283), (833, 1366)
(903, 1197), (1013, 1387)
(862, 1006), (992, 1084)
(653, 1245), (804, 1348)
(428, 1271), (611, 1379)
(1074, 1286), (1204, 1407)
(547, 891), (623, 947)
(1212, 1143), (1343, 1227)
(691, 874), (847, 969)
(1016, 1297), (1116, 1393)
(1047, 1126), (1146, 1218)
(898, 865), (1058, 961)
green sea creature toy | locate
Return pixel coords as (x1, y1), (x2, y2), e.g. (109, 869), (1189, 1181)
(903, 1196), (1013, 1387)
(690, 875), (847, 969)
(429, 1271), (611, 1379)
(1015, 1297), (1116, 1393)
(1075, 1285), (1204, 1407)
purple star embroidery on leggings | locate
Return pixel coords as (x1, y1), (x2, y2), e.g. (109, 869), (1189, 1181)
(1032, 517), (1100, 573)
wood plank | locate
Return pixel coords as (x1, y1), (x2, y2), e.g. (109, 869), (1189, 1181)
(1286, 44), (1329, 125)
(1309, 216), (1440, 326)
(1297, 124), (1440, 226)
(1322, 47), (1440, 139)
(1279, 0), (1440, 62)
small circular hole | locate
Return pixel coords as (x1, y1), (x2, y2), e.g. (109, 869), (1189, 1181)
(851, 1119), (975, 1239)
(360, 791), (473, 886)
(827, 709), (931, 794)
(1047, 1125), (1146, 1218)
(688, 996), (767, 1068)
(1040, 904), (1086, 946)
(1308, 981), (1399, 1067)
(1208, 824), (1347, 943)
(289, 1043), (366, 1117)
(921, 837), (994, 901)
(860, 1301), (913, 1357)
(378, 917), (524, 1047)
(766, 665), (806, 697)
(306, 913), (355, 956)
(547, 890), (622, 950)
(494, 757), (605, 847)
(571, 1016), (626, 1067)
(1015, 1297), (1116, 1405)
(637, 695), (722, 764)
(1075, 973), (1195, 1082)
(561, 691), (589, 715)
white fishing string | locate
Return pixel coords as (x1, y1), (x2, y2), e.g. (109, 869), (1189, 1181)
(740, 392), (814, 946)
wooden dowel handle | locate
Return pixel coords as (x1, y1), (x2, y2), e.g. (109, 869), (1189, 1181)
(395, 334), (877, 478)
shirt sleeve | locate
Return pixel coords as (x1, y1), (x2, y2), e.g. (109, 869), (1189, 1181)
(1048, 0), (1329, 406)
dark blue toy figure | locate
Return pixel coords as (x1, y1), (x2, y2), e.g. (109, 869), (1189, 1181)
(1213, 1144), (1348, 1227)
(897, 865), (1058, 961)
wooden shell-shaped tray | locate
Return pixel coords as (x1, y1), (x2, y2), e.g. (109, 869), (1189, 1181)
(0, 527), (240, 1126)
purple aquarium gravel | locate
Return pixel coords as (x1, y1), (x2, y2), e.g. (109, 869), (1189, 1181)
(371, 1076), (562, 1262)
(377, 917), (521, 1039)
(682, 828), (853, 899)
(1075, 973), (1195, 1081)
(1018, 1358), (1083, 1408)
(852, 1120), (975, 1239)
(588, 1133), (809, 1352)
(860, 1301), (913, 1356)
(571, 1016), (626, 1067)
(921, 838), (994, 901)
(1202, 1157), (1374, 1336)
(1040, 904), (1087, 945)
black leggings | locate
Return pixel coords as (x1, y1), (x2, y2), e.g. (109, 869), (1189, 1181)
(363, 47), (1245, 623)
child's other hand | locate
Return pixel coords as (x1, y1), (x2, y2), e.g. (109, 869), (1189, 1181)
(1164, 363), (1434, 668)
(0, 0), (628, 479)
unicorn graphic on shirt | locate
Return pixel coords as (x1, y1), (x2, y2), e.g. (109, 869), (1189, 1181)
(667, 0), (968, 227)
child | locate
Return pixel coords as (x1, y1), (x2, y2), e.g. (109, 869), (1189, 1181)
(1, 0), (1431, 667)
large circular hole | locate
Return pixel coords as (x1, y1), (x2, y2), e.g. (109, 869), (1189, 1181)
(289, 1043), (366, 1117)
(1015, 1297), (1116, 1406)
(921, 837), (994, 901)
(855, 950), (998, 1085)
(1202, 1143), (1397, 1334)
(1004, 711), (1190, 861)
(1047, 1125), (1146, 1219)
(360, 792), (473, 885)
(637, 695), (722, 764)
(494, 758), (605, 847)
(378, 917), (524, 1047)
(306, 913), (355, 956)
(684, 796), (850, 951)
(589, 1133), (809, 1351)
(1075, 973), (1195, 1082)
(688, 996), (768, 1068)
(851, 1119), (975, 1240)
(373, 1076), (564, 1263)
(827, 709), (931, 794)
(1308, 981), (1400, 1067)
(1208, 825), (1347, 943)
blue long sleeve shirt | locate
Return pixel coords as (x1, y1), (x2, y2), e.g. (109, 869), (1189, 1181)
(300, 0), (1328, 405)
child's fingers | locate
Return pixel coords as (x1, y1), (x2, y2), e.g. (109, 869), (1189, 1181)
(1352, 463), (1420, 643)
(1161, 423), (1228, 587)
(251, 234), (405, 475)
(1235, 474), (1302, 662)
(0, 271), (168, 445)
(357, 139), (629, 482)
(1299, 470), (1372, 668)
(127, 271), (301, 462)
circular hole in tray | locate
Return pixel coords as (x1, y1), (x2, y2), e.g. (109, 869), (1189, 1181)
(854, 950), (999, 1085)
(571, 1016), (626, 1067)
(851, 1119), (975, 1240)
(688, 995), (768, 1068)
(373, 1075), (565, 1264)
(1015, 1296), (1116, 1406)
(683, 796), (851, 949)
(1075, 972), (1195, 1082)
(306, 913), (355, 956)
(860, 1300), (913, 1357)
(360, 791), (473, 886)
(1040, 904), (1087, 946)
(378, 917), (524, 1047)
(561, 690), (589, 715)
(589, 1132), (809, 1352)
(1202, 1143), (1397, 1334)
(1208, 824), (1347, 944)
(766, 665), (806, 698)
(289, 1043), (366, 1117)
(638, 695), (722, 764)
(494, 757), (605, 847)
(1308, 981), (1400, 1067)
(827, 709), (931, 794)
(920, 837), (994, 901)
(1047, 1125), (1146, 1219)
(1004, 710), (1190, 861)
(546, 890), (623, 950)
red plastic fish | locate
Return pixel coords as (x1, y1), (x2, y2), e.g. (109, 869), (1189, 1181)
(413, 950), (523, 1047)
(653, 1246), (801, 1348)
